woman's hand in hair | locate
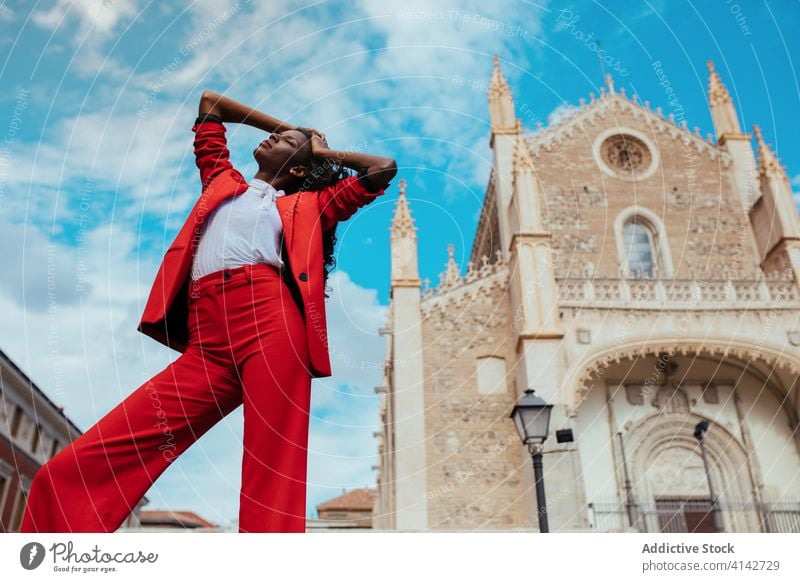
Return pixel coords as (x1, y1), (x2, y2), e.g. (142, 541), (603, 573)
(309, 131), (330, 157)
(295, 126), (321, 137)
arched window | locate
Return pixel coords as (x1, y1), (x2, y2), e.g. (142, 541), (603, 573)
(623, 219), (656, 278)
(614, 207), (674, 278)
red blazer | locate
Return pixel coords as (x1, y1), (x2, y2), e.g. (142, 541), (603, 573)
(136, 119), (387, 378)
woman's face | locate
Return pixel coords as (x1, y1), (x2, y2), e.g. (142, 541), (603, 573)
(253, 129), (311, 174)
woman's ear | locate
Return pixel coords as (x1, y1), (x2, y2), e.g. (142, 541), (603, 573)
(288, 165), (307, 179)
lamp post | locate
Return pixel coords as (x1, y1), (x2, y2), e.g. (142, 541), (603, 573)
(693, 420), (724, 533)
(510, 388), (553, 533)
(617, 431), (641, 531)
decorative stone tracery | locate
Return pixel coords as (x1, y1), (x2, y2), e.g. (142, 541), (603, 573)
(572, 340), (800, 409)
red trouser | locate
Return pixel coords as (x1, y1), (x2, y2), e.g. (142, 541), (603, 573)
(19, 263), (312, 533)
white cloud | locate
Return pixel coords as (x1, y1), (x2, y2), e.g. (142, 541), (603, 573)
(32, 0), (139, 36)
(316, 269), (388, 397)
(30, 0), (139, 79)
(2, 107), (199, 227)
(0, 5), (14, 22)
(14, 0), (548, 233)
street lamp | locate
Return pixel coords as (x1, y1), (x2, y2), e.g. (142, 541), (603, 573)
(693, 420), (724, 533)
(617, 431), (641, 531)
(510, 388), (553, 533)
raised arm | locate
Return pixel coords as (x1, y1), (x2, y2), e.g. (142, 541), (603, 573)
(194, 90), (321, 190)
(311, 135), (397, 193)
(192, 100), (232, 192)
(311, 134), (398, 231)
(199, 89), (297, 132)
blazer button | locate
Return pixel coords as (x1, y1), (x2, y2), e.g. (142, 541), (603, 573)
(299, 272), (308, 282)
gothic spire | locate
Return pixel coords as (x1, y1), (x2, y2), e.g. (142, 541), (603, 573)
(753, 124), (786, 179)
(604, 71), (615, 94)
(390, 178), (421, 286)
(706, 59), (743, 137)
(390, 178), (416, 240)
(488, 54), (519, 133)
(441, 244), (462, 288)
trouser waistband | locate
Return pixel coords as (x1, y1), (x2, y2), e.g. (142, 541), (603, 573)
(189, 263), (282, 295)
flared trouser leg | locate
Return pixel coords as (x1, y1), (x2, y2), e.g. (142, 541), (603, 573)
(19, 262), (312, 533)
(19, 345), (242, 532)
(235, 306), (311, 532)
(216, 265), (312, 532)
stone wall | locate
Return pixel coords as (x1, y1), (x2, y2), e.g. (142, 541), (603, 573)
(420, 284), (530, 529)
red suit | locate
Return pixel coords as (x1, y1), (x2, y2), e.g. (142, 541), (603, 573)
(139, 119), (385, 378)
(19, 119), (387, 533)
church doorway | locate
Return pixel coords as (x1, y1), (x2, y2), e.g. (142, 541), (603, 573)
(654, 497), (717, 532)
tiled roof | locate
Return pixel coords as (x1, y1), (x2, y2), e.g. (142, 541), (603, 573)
(139, 510), (217, 529)
(316, 487), (377, 511)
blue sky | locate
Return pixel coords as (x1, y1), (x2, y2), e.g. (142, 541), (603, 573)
(1, 0), (798, 528)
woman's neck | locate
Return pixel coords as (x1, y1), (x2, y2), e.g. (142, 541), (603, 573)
(253, 171), (295, 193)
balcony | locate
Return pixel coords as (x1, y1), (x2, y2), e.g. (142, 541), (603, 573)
(556, 275), (800, 309)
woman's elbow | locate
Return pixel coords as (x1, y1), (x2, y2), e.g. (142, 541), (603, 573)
(378, 158), (398, 181)
(199, 90), (221, 115)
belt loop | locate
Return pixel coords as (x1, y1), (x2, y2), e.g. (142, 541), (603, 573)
(243, 263), (253, 283)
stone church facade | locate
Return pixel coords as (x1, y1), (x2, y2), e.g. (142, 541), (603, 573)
(374, 56), (800, 532)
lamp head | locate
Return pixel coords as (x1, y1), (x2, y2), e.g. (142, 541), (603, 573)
(510, 388), (553, 445)
(694, 420), (709, 441)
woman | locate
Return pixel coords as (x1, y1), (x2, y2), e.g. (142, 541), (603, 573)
(19, 90), (397, 533)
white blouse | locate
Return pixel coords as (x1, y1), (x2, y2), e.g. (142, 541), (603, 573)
(191, 178), (286, 280)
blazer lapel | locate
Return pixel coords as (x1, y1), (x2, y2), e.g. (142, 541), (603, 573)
(277, 193), (300, 253)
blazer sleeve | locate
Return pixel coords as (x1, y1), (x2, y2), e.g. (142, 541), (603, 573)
(317, 171), (389, 232)
(192, 113), (232, 192)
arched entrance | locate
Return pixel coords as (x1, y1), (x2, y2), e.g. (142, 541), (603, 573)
(571, 340), (800, 532)
(626, 412), (759, 532)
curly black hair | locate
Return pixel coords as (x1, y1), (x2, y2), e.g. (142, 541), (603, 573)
(294, 127), (351, 300)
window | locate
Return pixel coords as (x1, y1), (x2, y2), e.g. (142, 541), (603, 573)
(623, 220), (656, 278)
(9, 405), (22, 437)
(601, 134), (652, 176)
(614, 207), (674, 278)
(592, 128), (660, 181)
(31, 424), (41, 457)
(10, 479), (31, 532)
(0, 466), (10, 530)
(0, 394), (10, 437)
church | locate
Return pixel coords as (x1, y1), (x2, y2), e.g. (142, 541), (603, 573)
(373, 56), (800, 532)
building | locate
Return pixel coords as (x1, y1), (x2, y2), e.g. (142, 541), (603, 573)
(116, 509), (218, 532)
(306, 487), (377, 531)
(375, 56), (800, 532)
(0, 348), (147, 531)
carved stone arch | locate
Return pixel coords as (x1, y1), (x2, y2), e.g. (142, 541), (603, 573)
(614, 205), (675, 277)
(624, 412), (760, 532)
(570, 338), (800, 410)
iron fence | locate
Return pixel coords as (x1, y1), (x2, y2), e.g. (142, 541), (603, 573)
(588, 496), (800, 533)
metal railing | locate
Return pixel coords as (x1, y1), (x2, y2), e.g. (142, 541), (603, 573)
(588, 496), (800, 533)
